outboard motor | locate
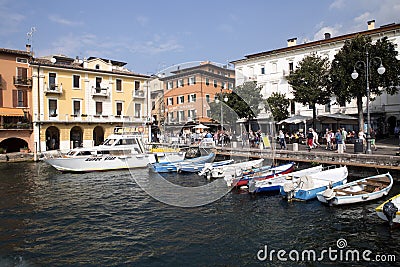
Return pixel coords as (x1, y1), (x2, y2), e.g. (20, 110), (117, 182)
(383, 200), (398, 227)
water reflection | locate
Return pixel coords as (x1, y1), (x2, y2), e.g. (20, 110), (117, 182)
(0, 162), (398, 266)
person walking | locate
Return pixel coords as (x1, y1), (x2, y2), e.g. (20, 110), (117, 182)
(335, 128), (343, 151)
(312, 129), (320, 148)
(278, 130), (286, 149)
(341, 127), (347, 151)
(306, 128), (314, 151)
(370, 128), (377, 151)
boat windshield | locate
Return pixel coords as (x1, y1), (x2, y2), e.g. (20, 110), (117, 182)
(102, 139), (118, 146)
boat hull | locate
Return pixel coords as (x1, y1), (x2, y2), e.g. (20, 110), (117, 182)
(44, 154), (153, 172)
(375, 193), (400, 226)
(151, 153), (215, 173)
(317, 173), (393, 205)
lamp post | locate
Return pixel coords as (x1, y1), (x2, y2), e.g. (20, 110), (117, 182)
(351, 47), (385, 154)
(215, 90), (228, 147)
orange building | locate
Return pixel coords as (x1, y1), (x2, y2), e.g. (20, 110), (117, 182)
(159, 61), (235, 134)
(0, 45), (33, 152)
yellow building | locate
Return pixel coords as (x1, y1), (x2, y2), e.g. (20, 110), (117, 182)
(30, 55), (150, 152)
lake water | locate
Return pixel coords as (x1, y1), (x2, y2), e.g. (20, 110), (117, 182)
(0, 162), (399, 266)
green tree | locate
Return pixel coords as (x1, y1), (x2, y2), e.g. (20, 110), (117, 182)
(208, 81), (264, 132)
(287, 54), (331, 128)
(329, 35), (400, 130)
(266, 92), (290, 122)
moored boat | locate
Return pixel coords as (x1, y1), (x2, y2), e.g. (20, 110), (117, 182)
(151, 153), (215, 173)
(177, 159), (234, 173)
(280, 166), (348, 201)
(199, 159), (265, 180)
(317, 173), (393, 206)
(225, 162), (295, 187)
(43, 127), (154, 172)
(375, 193), (400, 228)
(248, 165), (324, 194)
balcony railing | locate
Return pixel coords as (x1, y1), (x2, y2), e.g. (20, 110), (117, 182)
(133, 90), (145, 98)
(44, 84), (63, 94)
(13, 76), (32, 86)
(92, 87), (109, 97)
(1, 122), (33, 130)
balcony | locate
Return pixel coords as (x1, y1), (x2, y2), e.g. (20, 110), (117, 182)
(44, 84), (63, 95)
(13, 76), (32, 86)
(0, 122), (33, 130)
(133, 90), (145, 99)
(92, 87), (109, 97)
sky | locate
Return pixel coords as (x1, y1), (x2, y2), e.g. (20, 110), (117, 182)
(1, 0), (399, 75)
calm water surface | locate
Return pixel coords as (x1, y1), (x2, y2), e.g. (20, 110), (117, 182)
(0, 162), (399, 266)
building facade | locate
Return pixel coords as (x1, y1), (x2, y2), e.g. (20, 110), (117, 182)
(232, 20), (400, 135)
(30, 55), (150, 152)
(0, 46), (33, 152)
(159, 61), (235, 135)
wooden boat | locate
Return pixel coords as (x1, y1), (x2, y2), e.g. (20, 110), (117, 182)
(317, 173), (393, 206)
(151, 153), (215, 173)
(198, 159), (264, 180)
(225, 162), (295, 187)
(280, 166), (348, 201)
(375, 193), (400, 228)
(177, 159), (234, 173)
(248, 165), (324, 194)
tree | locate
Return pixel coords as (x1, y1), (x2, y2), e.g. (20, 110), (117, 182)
(329, 35), (400, 130)
(208, 81), (264, 132)
(287, 54), (331, 128)
(266, 92), (290, 122)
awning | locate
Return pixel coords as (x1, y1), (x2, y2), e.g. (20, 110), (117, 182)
(0, 107), (25, 117)
(317, 113), (358, 124)
(277, 114), (312, 124)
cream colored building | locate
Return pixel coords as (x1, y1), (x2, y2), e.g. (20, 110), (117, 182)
(30, 55), (150, 152)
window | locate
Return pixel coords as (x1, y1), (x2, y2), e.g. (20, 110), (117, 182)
(116, 102), (122, 116)
(49, 99), (57, 116)
(13, 90), (27, 107)
(96, 102), (103, 115)
(189, 94), (196, 103)
(325, 102), (331, 113)
(73, 75), (80, 88)
(16, 58), (28, 63)
(188, 109), (196, 120)
(178, 110), (185, 122)
(168, 112), (174, 122)
(134, 81), (140, 91)
(189, 76), (196, 85)
(116, 79), (122, 91)
(221, 82), (226, 89)
(178, 79), (184, 87)
(167, 97), (174, 106)
(289, 62), (294, 73)
(134, 103), (141, 118)
(271, 62), (277, 73)
(261, 66), (265, 75)
(205, 94), (210, 103)
(49, 73), (57, 90)
(96, 77), (102, 89)
(95, 64), (100, 70)
(206, 78), (210, 85)
(228, 83), (233, 90)
(167, 81), (173, 90)
(177, 95), (184, 104)
(73, 100), (81, 116)
(213, 79), (217, 88)
(16, 67), (28, 85)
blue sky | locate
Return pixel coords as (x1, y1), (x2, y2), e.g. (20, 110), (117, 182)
(1, 0), (399, 75)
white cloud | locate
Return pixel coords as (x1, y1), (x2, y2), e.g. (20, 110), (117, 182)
(0, 0), (25, 35)
(329, 0), (345, 9)
(48, 15), (83, 26)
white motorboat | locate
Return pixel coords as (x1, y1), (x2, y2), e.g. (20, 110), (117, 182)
(248, 165), (324, 194)
(43, 127), (184, 172)
(198, 159), (264, 180)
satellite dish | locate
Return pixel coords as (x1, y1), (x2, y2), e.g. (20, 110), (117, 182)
(50, 57), (56, 64)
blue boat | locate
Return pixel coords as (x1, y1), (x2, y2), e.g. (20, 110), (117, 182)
(280, 166), (348, 201)
(177, 159), (234, 173)
(248, 165), (324, 194)
(151, 153), (215, 173)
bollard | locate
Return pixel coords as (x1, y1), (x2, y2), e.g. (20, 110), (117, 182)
(293, 143), (298, 151)
(338, 144), (344, 154)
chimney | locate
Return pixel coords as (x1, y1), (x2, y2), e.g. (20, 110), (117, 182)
(287, 38), (297, 47)
(26, 44), (31, 53)
(368, 20), (375, 30)
(324, 33), (331, 39)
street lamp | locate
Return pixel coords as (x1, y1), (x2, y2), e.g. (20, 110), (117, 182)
(351, 47), (385, 154)
(215, 91), (228, 147)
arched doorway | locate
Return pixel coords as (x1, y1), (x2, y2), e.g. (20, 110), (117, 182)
(0, 138), (28, 153)
(93, 126), (104, 146)
(45, 126), (60, 150)
(387, 116), (397, 135)
(70, 126), (83, 148)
